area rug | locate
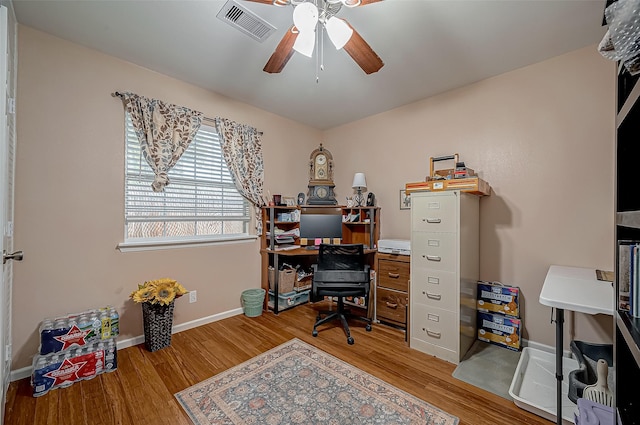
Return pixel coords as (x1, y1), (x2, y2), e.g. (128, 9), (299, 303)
(452, 340), (520, 400)
(175, 338), (458, 425)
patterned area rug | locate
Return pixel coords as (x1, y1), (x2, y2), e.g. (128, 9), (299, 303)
(175, 338), (458, 425)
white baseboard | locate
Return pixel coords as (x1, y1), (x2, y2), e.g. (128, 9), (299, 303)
(9, 307), (244, 382)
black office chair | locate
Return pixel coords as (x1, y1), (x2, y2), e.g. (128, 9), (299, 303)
(311, 244), (372, 345)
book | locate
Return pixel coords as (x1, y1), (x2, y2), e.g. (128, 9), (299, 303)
(629, 245), (640, 317)
(596, 269), (614, 282)
(618, 241), (633, 312)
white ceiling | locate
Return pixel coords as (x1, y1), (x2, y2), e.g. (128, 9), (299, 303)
(12, 0), (608, 130)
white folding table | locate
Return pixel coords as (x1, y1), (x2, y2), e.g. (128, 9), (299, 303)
(539, 265), (614, 425)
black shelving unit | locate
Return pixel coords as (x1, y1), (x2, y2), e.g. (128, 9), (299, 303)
(615, 60), (640, 425)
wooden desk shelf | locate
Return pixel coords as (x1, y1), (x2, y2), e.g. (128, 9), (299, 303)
(260, 205), (381, 314)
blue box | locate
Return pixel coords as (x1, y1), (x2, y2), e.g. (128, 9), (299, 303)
(477, 312), (521, 351)
(477, 281), (520, 317)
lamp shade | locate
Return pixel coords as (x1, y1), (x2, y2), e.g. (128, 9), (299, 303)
(342, 0), (362, 7)
(293, 30), (316, 57)
(292, 2), (318, 31)
(325, 17), (353, 50)
(352, 172), (367, 189)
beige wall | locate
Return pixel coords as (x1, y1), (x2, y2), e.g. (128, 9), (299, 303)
(12, 26), (322, 369)
(325, 45), (616, 349)
(13, 25), (615, 370)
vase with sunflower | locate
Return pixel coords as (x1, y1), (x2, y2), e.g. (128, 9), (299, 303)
(130, 278), (188, 352)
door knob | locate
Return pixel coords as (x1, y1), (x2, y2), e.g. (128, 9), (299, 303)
(3, 250), (23, 265)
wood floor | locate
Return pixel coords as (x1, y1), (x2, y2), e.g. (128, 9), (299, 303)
(4, 302), (552, 425)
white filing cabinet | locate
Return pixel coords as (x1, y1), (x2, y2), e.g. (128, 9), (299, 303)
(409, 190), (479, 364)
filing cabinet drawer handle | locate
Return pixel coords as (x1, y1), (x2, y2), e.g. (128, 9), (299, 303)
(425, 218), (442, 223)
(385, 302), (398, 309)
(426, 329), (441, 338)
(425, 255), (441, 262)
(387, 272), (400, 279)
(426, 292), (442, 300)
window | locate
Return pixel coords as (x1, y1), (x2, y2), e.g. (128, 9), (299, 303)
(123, 114), (250, 247)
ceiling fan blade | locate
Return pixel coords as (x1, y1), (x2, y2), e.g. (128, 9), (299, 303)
(243, 0), (274, 4)
(342, 24), (384, 74)
(358, 0), (384, 5)
(263, 26), (298, 73)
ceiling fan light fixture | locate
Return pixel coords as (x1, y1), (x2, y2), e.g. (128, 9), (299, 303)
(325, 16), (352, 50)
(342, 0), (362, 7)
(293, 29), (316, 57)
(292, 2), (318, 31)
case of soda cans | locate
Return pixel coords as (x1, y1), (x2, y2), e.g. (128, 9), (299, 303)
(31, 306), (119, 397)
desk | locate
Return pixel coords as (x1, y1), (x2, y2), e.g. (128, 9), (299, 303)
(261, 247), (377, 314)
(539, 265), (614, 425)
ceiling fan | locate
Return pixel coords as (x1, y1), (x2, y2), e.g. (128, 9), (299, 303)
(244, 0), (384, 74)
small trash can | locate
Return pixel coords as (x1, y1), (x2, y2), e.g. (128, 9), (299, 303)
(241, 288), (266, 317)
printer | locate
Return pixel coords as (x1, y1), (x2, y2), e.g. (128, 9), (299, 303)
(377, 239), (411, 256)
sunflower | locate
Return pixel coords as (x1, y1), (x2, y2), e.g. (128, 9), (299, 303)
(131, 287), (154, 303)
(130, 278), (188, 305)
(154, 280), (177, 305)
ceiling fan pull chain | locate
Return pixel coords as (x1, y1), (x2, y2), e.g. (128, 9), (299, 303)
(316, 25), (322, 83)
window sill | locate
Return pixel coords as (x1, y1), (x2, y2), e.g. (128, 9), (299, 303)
(117, 235), (257, 252)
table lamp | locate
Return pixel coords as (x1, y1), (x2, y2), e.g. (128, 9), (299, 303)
(352, 173), (367, 206)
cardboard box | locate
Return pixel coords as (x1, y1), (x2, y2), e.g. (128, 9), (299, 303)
(477, 312), (521, 351)
(477, 281), (520, 317)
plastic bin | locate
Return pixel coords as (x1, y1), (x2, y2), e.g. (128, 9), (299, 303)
(241, 288), (266, 317)
(568, 340), (613, 403)
(268, 290), (310, 310)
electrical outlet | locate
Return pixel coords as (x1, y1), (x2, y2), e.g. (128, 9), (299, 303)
(189, 290), (197, 303)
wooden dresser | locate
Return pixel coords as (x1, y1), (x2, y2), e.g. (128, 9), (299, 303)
(375, 253), (410, 330)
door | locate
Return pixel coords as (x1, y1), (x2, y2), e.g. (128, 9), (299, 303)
(0, 4), (19, 420)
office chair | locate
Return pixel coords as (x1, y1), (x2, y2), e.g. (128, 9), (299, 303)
(311, 244), (372, 345)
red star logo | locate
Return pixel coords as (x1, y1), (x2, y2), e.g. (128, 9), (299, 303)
(53, 325), (90, 350)
(43, 358), (87, 387)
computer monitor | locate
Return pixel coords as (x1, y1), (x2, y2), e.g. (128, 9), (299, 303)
(299, 209), (343, 240)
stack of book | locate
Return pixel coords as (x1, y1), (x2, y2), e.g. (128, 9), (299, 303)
(618, 241), (640, 317)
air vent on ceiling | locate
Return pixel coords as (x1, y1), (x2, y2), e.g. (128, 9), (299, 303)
(217, 0), (277, 43)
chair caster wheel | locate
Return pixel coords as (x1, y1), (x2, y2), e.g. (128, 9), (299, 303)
(312, 330), (318, 337)
(365, 324), (372, 332)
(347, 337), (354, 345)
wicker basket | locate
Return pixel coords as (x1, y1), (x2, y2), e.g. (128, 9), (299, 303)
(142, 301), (175, 352)
(268, 267), (296, 293)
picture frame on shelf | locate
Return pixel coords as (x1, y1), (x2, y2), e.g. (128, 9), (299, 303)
(400, 189), (411, 210)
(283, 196), (296, 207)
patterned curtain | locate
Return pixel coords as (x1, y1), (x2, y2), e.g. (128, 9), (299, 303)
(121, 92), (203, 192)
(215, 117), (265, 234)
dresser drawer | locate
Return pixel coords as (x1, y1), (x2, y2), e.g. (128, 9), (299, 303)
(412, 233), (456, 272)
(411, 192), (457, 233)
(411, 304), (457, 351)
(411, 268), (457, 310)
(377, 258), (410, 292)
(376, 287), (408, 326)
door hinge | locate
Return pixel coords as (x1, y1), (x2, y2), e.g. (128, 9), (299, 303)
(5, 344), (11, 359)
(7, 98), (15, 114)
(5, 221), (13, 237)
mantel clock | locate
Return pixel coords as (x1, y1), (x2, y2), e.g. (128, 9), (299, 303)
(307, 144), (337, 205)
